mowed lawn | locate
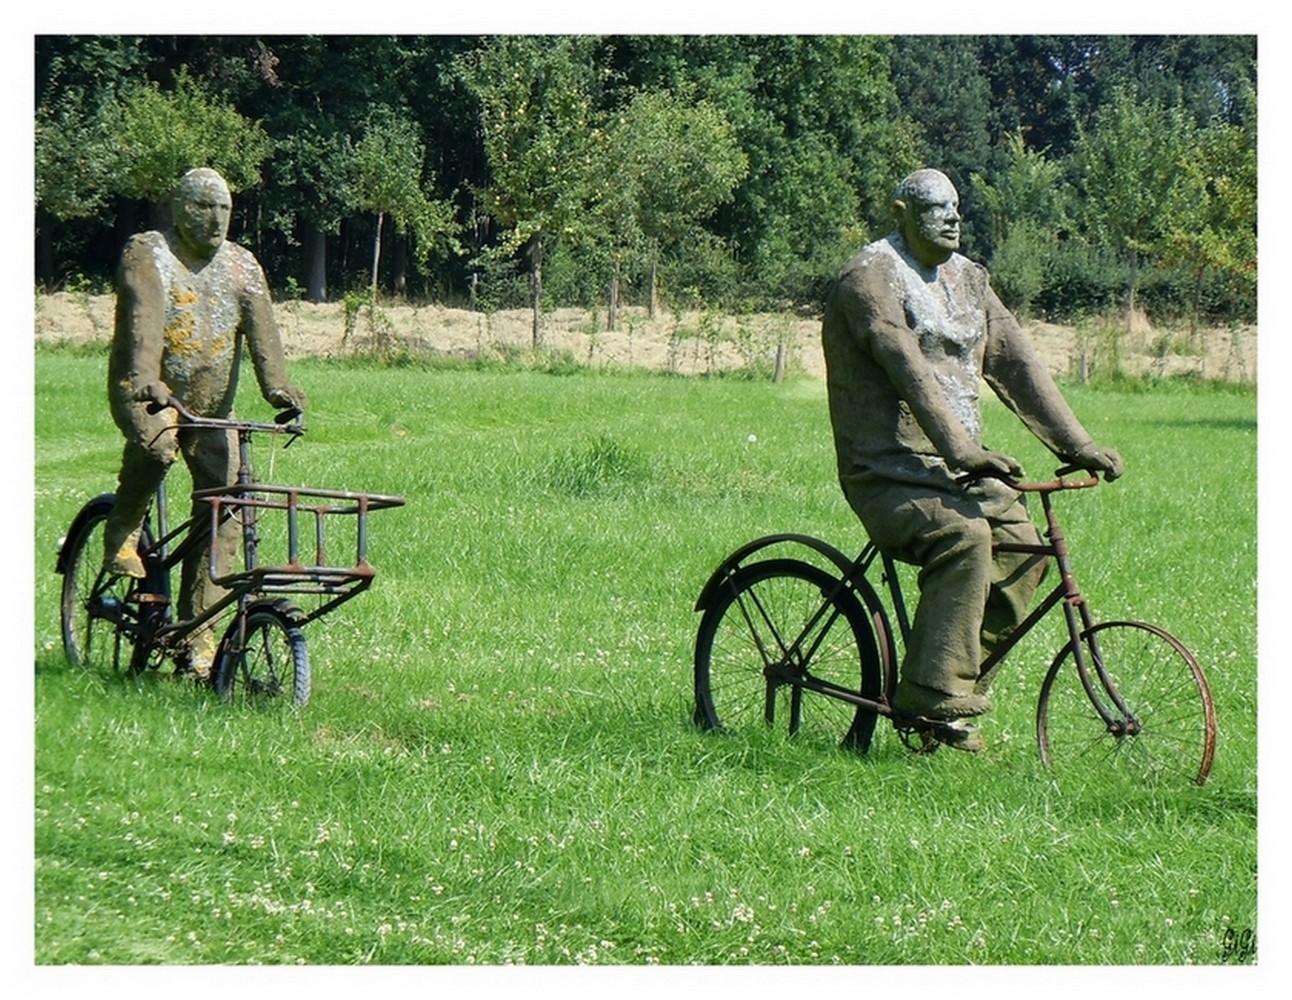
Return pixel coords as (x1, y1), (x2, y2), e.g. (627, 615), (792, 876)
(31, 346), (1257, 968)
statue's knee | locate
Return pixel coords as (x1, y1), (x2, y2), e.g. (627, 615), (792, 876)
(149, 437), (179, 464)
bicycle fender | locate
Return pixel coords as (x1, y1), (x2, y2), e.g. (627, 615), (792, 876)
(55, 493), (117, 575)
(693, 532), (858, 612)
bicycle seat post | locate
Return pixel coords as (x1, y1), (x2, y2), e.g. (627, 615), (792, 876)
(1037, 490), (1080, 603)
(153, 478), (170, 563)
(234, 425), (261, 577)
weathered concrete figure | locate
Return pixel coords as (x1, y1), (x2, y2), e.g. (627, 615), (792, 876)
(821, 168), (1123, 750)
(102, 167), (305, 678)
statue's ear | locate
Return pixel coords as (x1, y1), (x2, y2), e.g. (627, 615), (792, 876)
(891, 198), (908, 221)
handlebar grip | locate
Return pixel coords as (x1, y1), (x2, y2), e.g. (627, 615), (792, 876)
(274, 406), (303, 425)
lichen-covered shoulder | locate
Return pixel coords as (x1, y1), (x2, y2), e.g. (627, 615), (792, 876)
(959, 254), (992, 295)
(836, 240), (901, 301)
(119, 230), (167, 265)
(224, 242), (271, 293)
(116, 231), (173, 292)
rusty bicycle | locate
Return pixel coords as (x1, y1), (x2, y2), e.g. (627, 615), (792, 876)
(56, 399), (405, 707)
(692, 466), (1216, 785)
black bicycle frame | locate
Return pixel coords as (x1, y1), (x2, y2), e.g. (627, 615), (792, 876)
(736, 471), (1134, 731)
(129, 424), (258, 655)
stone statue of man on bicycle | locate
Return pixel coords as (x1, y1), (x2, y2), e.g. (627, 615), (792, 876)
(102, 167), (306, 679)
(821, 167), (1124, 751)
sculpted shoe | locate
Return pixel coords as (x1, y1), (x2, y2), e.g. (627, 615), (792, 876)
(893, 683), (993, 721)
(175, 633), (215, 684)
(173, 656), (213, 685)
(890, 709), (986, 754)
(107, 548), (146, 579)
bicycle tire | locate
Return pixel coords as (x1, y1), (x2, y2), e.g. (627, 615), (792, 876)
(58, 496), (155, 674)
(214, 598), (311, 707)
(1036, 620), (1216, 785)
(694, 558), (887, 752)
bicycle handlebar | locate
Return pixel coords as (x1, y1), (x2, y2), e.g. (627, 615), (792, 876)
(959, 465), (1101, 493)
(147, 396), (305, 439)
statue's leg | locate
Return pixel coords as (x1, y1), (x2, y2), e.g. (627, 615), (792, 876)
(177, 426), (239, 677)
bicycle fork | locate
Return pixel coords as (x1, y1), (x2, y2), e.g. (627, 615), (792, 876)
(1032, 492), (1139, 737)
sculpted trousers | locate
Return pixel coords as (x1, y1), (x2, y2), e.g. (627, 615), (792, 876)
(103, 425), (240, 664)
(844, 476), (1045, 704)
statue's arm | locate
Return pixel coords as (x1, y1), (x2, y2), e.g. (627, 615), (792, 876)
(109, 235), (168, 404)
(979, 281), (1096, 458)
(239, 252), (305, 410)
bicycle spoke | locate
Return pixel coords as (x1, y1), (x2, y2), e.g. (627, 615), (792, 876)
(215, 600), (311, 707)
(1037, 620), (1215, 786)
(695, 559), (883, 752)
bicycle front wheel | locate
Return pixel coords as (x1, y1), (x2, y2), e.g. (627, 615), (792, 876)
(694, 558), (887, 752)
(214, 599), (311, 707)
(1036, 620), (1216, 785)
(59, 497), (143, 673)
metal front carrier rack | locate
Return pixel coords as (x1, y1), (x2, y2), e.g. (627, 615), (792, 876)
(195, 482), (406, 625)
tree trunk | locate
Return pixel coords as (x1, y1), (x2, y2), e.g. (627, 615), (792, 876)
(370, 210), (385, 302)
(1125, 246), (1139, 322)
(303, 221), (327, 303)
(529, 232), (544, 348)
(1189, 265), (1204, 345)
(35, 210), (54, 289)
(648, 245), (659, 319)
(773, 338), (787, 384)
(608, 257), (620, 332)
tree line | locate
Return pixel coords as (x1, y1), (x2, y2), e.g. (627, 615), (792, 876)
(35, 35), (1256, 338)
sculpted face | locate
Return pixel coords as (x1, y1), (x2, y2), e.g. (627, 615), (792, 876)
(895, 170), (961, 267)
(172, 169), (232, 259)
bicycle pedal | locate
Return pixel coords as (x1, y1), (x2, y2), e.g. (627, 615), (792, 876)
(893, 713), (983, 754)
(893, 720), (941, 754)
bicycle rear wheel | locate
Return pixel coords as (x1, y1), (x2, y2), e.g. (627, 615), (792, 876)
(59, 497), (146, 673)
(694, 558), (888, 752)
(214, 599), (311, 707)
(1036, 620), (1216, 785)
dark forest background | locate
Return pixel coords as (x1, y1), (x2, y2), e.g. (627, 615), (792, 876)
(35, 35), (1256, 327)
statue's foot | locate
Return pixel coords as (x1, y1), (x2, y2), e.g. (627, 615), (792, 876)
(892, 682), (993, 720)
(106, 549), (146, 579)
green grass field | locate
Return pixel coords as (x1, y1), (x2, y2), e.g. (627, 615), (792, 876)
(31, 346), (1257, 967)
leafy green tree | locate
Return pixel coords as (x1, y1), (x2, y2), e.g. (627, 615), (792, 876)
(1068, 35), (1256, 131)
(456, 35), (602, 345)
(727, 35), (918, 303)
(1071, 86), (1190, 319)
(350, 105), (459, 303)
(594, 88), (747, 323)
(265, 125), (357, 302)
(609, 35), (916, 306)
(242, 36), (469, 302)
(972, 134), (1070, 245)
(970, 134), (1072, 317)
(35, 40), (268, 285)
(1158, 97), (1257, 336)
(34, 89), (119, 285)
(891, 35), (997, 257)
(106, 69), (271, 209)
